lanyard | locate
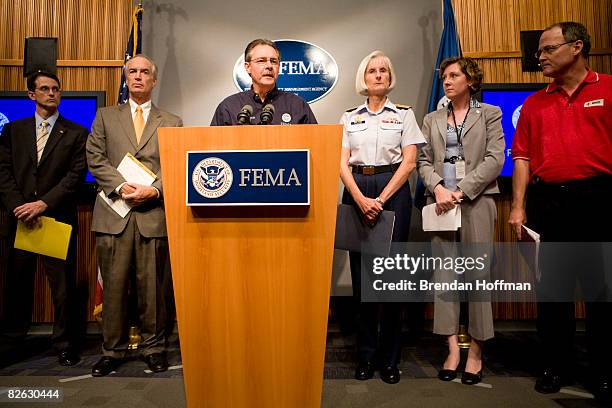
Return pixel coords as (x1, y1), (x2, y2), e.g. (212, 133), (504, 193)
(450, 104), (470, 146)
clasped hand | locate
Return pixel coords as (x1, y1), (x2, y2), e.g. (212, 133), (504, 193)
(434, 185), (463, 216)
(357, 196), (384, 226)
(13, 200), (48, 227)
(121, 182), (158, 206)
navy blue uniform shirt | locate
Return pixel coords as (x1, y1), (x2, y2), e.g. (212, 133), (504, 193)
(210, 88), (317, 126)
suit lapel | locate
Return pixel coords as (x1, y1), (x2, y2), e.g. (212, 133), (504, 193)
(38, 116), (66, 166)
(118, 103), (139, 150)
(434, 109), (449, 145)
(24, 117), (38, 167)
(460, 107), (482, 142)
(137, 104), (161, 153)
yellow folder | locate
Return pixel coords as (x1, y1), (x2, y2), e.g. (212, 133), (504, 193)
(14, 216), (72, 260)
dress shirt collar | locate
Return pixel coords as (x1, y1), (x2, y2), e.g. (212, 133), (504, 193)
(546, 69), (599, 93)
(358, 97), (397, 115)
(35, 110), (59, 129)
(129, 98), (152, 120)
(250, 87), (279, 104)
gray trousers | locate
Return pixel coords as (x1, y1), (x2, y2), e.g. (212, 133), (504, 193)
(429, 195), (496, 341)
(96, 216), (169, 357)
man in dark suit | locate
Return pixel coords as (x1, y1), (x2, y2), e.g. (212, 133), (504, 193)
(0, 71), (87, 366)
(87, 54), (182, 376)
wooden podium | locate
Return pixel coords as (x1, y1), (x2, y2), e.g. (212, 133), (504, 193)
(158, 124), (342, 408)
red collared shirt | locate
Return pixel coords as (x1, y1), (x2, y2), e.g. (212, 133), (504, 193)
(512, 70), (612, 183)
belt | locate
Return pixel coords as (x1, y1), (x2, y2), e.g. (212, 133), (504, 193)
(443, 156), (463, 164)
(531, 174), (612, 193)
(352, 162), (401, 175)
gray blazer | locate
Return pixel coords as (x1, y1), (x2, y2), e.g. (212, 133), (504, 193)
(417, 102), (505, 200)
(86, 103), (182, 237)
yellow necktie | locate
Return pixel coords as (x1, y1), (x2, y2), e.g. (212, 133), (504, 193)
(134, 106), (145, 143)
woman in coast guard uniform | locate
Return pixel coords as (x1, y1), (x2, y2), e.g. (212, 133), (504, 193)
(339, 50), (425, 384)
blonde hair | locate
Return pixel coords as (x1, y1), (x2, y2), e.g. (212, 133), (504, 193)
(355, 50), (396, 96)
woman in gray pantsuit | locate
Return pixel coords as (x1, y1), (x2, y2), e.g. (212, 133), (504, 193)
(417, 57), (504, 385)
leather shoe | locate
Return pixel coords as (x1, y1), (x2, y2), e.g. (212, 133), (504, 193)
(380, 365), (401, 384)
(534, 369), (572, 394)
(593, 378), (612, 404)
(92, 356), (120, 377)
(438, 369), (457, 382)
(143, 353), (168, 373)
(58, 349), (79, 366)
(462, 370), (482, 385)
(354, 361), (374, 381)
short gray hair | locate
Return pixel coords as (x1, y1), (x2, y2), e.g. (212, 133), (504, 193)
(355, 50), (396, 96)
(123, 54), (158, 80)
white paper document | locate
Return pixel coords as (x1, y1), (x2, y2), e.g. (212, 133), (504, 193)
(520, 224), (541, 280)
(421, 203), (462, 231)
(99, 153), (157, 218)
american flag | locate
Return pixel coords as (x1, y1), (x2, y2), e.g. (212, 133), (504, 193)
(117, 4), (144, 104)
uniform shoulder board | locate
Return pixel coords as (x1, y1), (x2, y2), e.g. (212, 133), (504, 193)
(396, 104), (412, 110)
(345, 106), (359, 113)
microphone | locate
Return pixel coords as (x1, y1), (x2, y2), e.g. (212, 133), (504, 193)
(237, 105), (253, 125)
(260, 104), (275, 125)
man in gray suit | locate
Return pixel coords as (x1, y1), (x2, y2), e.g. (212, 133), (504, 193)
(86, 54), (182, 376)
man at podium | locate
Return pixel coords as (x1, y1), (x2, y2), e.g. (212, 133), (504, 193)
(211, 38), (317, 126)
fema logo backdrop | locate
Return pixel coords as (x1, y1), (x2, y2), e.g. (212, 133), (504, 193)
(233, 39), (338, 104)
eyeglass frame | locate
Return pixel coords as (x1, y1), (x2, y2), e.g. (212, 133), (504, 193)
(247, 57), (280, 66)
(534, 40), (579, 59)
(34, 85), (61, 94)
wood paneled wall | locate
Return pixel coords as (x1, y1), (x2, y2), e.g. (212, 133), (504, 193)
(453, 0), (611, 79)
(0, 0), (131, 323)
(454, 0), (610, 319)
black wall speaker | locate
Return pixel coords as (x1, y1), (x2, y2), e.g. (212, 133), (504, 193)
(23, 37), (57, 77)
(520, 30), (544, 72)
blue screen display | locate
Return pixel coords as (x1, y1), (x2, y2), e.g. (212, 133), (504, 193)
(480, 86), (544, 176)
(0, 93), (102, 183)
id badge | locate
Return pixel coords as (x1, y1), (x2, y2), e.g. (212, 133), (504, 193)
(455, 159), (466, 179)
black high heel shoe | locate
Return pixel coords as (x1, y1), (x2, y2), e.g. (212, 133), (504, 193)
(461, 370), (483, 385)
(438, 368), (457, 381)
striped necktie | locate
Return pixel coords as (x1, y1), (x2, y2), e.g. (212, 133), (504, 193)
(134, 106), (145, 143)
(36, 120), (49, 163)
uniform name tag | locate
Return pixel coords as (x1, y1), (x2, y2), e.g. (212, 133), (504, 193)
(584, 99), (604, 107)
(380, 121), (402, 130)
(347, 121), (367, 132)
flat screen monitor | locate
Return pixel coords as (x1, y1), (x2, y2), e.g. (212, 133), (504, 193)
(476, 83), (547, 177)
(0, 90), (105, 187)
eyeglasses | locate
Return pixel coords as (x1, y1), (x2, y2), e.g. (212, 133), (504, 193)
(35, 86), (61, 94)
(534, 41), (577, 58)
(248, 57), (280, 66)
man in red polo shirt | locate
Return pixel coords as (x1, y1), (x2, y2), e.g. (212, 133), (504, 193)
(509, 21), (612, 403)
